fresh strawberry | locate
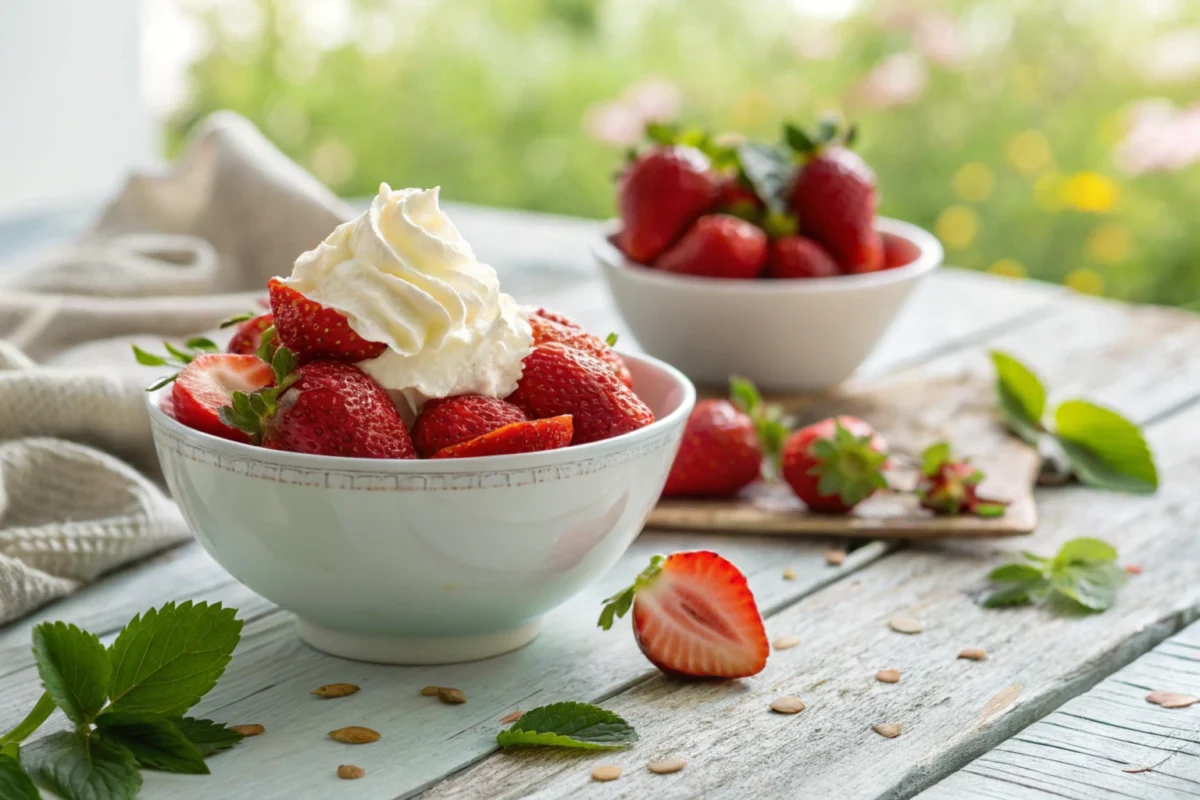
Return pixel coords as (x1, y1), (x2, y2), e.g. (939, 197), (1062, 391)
(224, 313), (276, 355)
(916, 443), (1007, 517)
(881, 231), (922, 269)
(785, 122), (883, 274)
(506, 343), (654, 445)
(527, 307), (582, 330)
(715, 176), (764, 220)
(598, 551), (769, 679)
(433, 415), (573, 459)
(654, 214), (768, 280)
(663, 399), (762, 498)
(527, 310), (633, 389)
(617, 146), (720, 264)
(766, 235), (840, 279)
(267, 278), (387, 363)
(411, 394), (527, 459)
(170, 354), (274, 443)
(220, 349), (415, 459)
(782, 416), (888, 513)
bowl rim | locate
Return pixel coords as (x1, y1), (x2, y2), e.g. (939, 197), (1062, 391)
(146, 349), (696, 473)
(594, 215), (942, 293)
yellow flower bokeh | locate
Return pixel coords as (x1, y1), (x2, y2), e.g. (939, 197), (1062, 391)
(1065, 267), (1105, 296)
(1062, 172), (1119, 213)
(988, 258), (1027, 279)
(935, 205), (980, 250)
(1086, 224), (1131, 264)
(953, 162), (995, 202)
(1007, 130), (1053, 174)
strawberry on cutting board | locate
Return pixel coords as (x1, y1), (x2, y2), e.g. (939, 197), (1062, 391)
(662, 399), (762, 498)
(785, 122), (883, 274)
(432, 415), (573, 459)
(267, 278), (387, 363)
(411, 394), (528, 459)
(598, 551), (769, 679)
(506, 343), (654, 445)
(781, 416), (888, 514)
(617, 145), (720, 264)
(654, 214), (768, 280)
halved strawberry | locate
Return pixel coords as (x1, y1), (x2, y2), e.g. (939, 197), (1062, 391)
(781, 416), (888, 514)
(224, 312), (276, 355)
(170, 354), (274, 443)
(526, 310), (633, 389)
(267, 278), (387, 363)
(412, 394), (528, 459)
(432, 415), (573, 459)
(598, 551), (769, 679)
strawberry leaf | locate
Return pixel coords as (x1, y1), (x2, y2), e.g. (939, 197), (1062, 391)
(496, 702), (637, 750)
(982, 538), (1124, 613)
(131, 346), (168, 368)
(920, 442), (952, 476)
(95, 712), (209, 775)
(990, 351), (1047, 445)
(185, 338), (218, 354)
(597, 555), (663, 630)
(171, 718), (244, 757)
(735, 142), (791, 215)
(32, 622), (111, 727)
(219, 312), (256, 329)
(0, 754), (39, 800)
(807, 422), (888, 506)
(22, 731), (142, 800)
(1053, 400), (1157, 494)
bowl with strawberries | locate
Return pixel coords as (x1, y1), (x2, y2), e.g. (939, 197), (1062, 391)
(597, 120), (942, 392)
(143, 186), (695, 665)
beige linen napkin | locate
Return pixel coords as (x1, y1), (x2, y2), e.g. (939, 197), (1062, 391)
(0, 111), (354, 625)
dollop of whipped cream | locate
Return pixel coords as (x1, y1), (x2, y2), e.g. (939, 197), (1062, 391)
(282, 184), (532, 412)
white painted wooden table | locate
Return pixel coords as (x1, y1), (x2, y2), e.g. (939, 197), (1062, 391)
(3, 205), (1200, 799)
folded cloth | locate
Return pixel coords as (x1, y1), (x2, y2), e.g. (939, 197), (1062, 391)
(0, 111), (354, 625)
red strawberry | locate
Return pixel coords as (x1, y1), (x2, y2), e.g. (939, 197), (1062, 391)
(221, 354), (415, 459)
(432, 415), (573, 459)
(663, 400), (762, 498)
(786, 122), (883, 274)
(715, 176), (764, 220)
(170, 354), (274, 443)
(617, 146), (720, 264)
(881, 231), (922, 269)
(528, 307), (582, 330)
(527, 311), (633, 389)
(267, 278), (387, 363)
(506, 343), (654, 445)
(916, 443), (1007, 517)
(411, 394), (527, 459)
(598, 551), (769, 679)
(766, 235), (840, 279)
(226, 313), (276, 355)
(654, 214), (768, 280)
(782, 416), (888, 513)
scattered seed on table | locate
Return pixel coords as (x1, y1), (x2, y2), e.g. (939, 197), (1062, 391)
(647, 758), (687, 774)
(1125, 564), (1143, 575)
(1146, 691), (1199, 709)
(958, 648), (986, 661)
(437, 687), (467, 704)
(876, 669), (901, 684)
(420, 685), (441, 696)
(872, 723), (902, 738)
(774, 634), (800, 650)
(591, 765), (622, 782)
(230, 724), (265, 737)
(888, 614), (924, 634)
(312, 683), (360, 698)
(1122, 765), (1152, 774)
(498, 709), (523, 725)
(824, 550), (846, 566)
(337, 765), (365, 780)
(328, 726), (381, 744)
(770, 696), (806, 714)
(782, 567), (796, 580)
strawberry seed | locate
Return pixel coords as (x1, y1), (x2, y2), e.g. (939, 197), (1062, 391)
(876, 669), (901, 684)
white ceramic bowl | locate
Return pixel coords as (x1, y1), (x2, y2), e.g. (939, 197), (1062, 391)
(148, 352), (694, 665)
(596, 217), (942, 392)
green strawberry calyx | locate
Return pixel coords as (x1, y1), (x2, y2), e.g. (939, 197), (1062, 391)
(597, 555), (665, 631)
(784, 115), (858, 158)
(729, 376), (790, 479)
(807, 421), (889, 506)
(916, 442), (1008, 518)
(217, 343), (299, 444)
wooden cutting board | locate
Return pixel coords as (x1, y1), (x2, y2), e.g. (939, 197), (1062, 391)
(647, 372), (1039, 539)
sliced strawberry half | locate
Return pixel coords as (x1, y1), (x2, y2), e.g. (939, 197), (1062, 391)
(170, 354), (274, 443)
(267, 277), (387, 363)
(412, 394), (528, 458)
(432, 415), (573, 459)
(598, 551), (769, 679)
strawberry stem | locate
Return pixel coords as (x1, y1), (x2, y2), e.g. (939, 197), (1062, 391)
(729, 376), (790, 480)
(807, 421), (889, 506)
(597, 555), (664, 630)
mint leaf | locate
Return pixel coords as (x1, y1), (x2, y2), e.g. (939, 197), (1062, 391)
(735, 142), (791, 214)
(95, 712), (208, 775)
(107, 601), (242, 718)
(32, 622), (111, 727)
(1053, 536), (1118, 567)
(496, 702), (638, 749)
(984, 537), (1124, 614)
(172, 718), (244, 757)
(987, 563), (1042, 583)
(1053, 563), (1125, 612)
(0, 755), (39, 800)
(982, 582), (1043, 608)
(1053, 400), (1157, 494)
(990, 351), (1046, 445)
(23, 731), (141, 800)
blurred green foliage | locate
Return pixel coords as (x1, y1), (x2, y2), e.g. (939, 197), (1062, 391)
(170, 0), (1200, 306)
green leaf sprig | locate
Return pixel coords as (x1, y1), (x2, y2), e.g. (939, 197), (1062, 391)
(0, 602), (245, 800)
(982, 537), (1126, 613)
(131, 338), (219, 391)
(729, 376), (791, 479)
(990, 351), (1158, 494)
(496, 702), (638, 750)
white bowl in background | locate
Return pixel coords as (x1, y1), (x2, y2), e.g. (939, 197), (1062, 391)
(148, 352), (694, 665)
(595, 217), (942, 392)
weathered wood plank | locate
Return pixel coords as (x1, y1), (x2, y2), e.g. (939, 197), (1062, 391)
(423, 395), (1200, 800)
(918, 622), (1200, 800)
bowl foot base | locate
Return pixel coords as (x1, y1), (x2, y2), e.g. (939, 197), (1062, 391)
(296, 618), (544, 664)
